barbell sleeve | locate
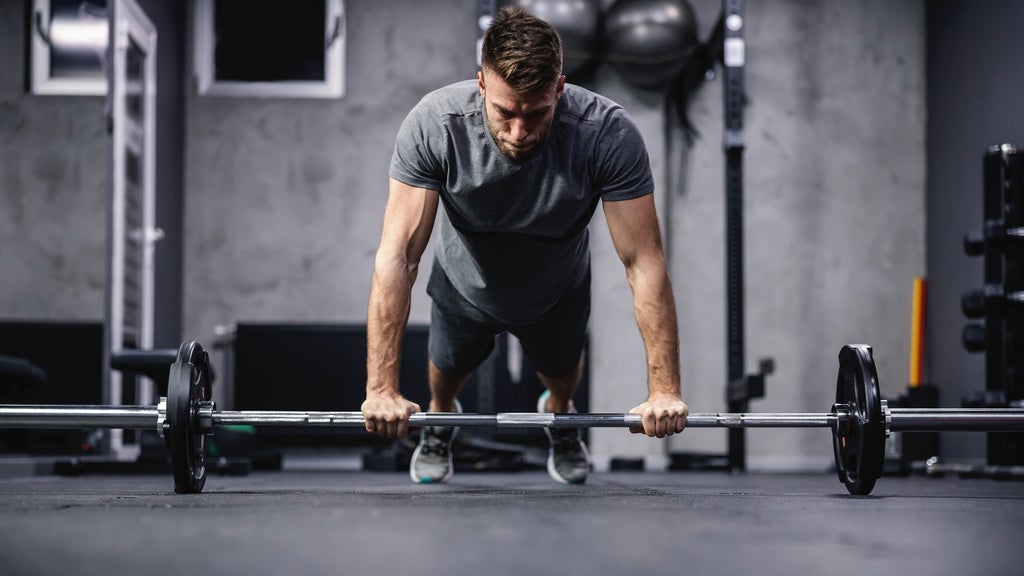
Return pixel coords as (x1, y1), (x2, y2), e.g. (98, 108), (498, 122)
(0, 404), (160, 429)
(888, 408), (1024, 432)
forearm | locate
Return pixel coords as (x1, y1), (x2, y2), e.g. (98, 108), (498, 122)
(603, 195), (687, 434)
(626, 257), (682, 398)
(366, 254), (419, 397)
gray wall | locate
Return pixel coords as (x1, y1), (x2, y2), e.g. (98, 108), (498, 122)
(635, 0), (925, 466)
(183, 0), (925, 468)
(0, 1), (109, 320)
(0, 0), (186, 349)
(926, 0), (1024, 461)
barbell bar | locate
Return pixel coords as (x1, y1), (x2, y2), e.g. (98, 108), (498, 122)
(3, 404), (1022, 432)
(1, 341), (1022, 496)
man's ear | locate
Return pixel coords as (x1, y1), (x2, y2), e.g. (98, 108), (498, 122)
(477, 70), (486, 95)
(556, 75), (566, 98)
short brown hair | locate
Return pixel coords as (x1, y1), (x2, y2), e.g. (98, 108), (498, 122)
(481, 6), (563, 94)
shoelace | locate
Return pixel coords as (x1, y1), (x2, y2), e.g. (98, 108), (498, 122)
(420, 428), (454, 456)
(550, 429), (583, 456)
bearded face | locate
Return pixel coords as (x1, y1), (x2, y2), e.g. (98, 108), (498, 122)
(479, 69), (564, 162)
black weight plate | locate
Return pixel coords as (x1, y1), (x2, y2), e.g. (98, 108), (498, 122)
(832, 344), (885, 495)
(168, 341), (210, 494)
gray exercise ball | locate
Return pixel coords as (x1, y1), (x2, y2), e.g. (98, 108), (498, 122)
(604, 0), (699, 91)
(502, 0), (603, 80)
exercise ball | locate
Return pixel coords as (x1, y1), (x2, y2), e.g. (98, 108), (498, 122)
(502, 0), (603, 80)
(604, 0), (699, 91)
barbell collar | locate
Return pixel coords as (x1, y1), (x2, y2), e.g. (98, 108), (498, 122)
(158, 397), (168, 438)
(198, 401), (216, 435)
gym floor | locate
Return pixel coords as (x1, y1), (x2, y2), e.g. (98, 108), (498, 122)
(1, 469), (1021, 576)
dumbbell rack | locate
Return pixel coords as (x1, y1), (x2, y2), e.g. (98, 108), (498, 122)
(962, 143), (1024, 466)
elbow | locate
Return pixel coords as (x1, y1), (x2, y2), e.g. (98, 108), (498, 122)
(623, 252), (669, 286)
(374, 247), (420, 283)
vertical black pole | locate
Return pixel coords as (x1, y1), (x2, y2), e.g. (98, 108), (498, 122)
(723, 0), (746, 472)
(1008, 149), (1024, 464)
(982, 146), (1007, 465)
(1007, 149), (1023, 406)
(982, 146), (1005, 398)
(988, 145), (1024, 465)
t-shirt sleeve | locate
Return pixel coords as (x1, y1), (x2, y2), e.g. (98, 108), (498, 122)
(594, 108), (655, 201)
(388, 98), (445, 191)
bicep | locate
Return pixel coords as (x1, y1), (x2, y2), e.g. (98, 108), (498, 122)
(601, 193), (664, 269)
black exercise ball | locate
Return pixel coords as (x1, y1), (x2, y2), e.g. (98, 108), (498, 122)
(502, 0), (603, 80)
(604, 0), (699, 91)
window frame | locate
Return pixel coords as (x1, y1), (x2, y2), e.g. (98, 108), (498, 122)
(193, 0), (346, 99)
(29, 0), (109, 96)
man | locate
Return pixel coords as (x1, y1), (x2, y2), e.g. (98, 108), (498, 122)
(362, 6), (688, 485)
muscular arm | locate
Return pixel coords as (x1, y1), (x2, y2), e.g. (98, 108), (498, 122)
(602, 193), (688, 437)
(363, 177), (439, 437)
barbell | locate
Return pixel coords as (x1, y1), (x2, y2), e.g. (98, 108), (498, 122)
(1, 341), (1023, 495)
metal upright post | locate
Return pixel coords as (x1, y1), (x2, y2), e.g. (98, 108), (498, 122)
(722, 0), (747, 471)
(1007, 151), (1023, 409)
(982, 146), (1010, 465)
(982, 147), (1006, 414)
(998, 147), (1024, 464)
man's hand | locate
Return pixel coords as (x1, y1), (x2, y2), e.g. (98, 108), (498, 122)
(628, 393), (688, 437)
(361, 393), (421, 438)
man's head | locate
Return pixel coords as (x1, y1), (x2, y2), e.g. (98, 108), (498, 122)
(479, 6), (566, 161)
(481, 6), (563, 94)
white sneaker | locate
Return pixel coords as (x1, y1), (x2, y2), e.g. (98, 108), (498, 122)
(409, 398), (462, 484)
(537, 390), (590, 484)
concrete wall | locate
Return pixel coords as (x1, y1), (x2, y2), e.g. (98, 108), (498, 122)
(183, 1), (476, 331)
(0, 1), (109, 320)
(183, 0), (925, 468)
(590, 0), (926, 467)
(0, 0), (186, 349)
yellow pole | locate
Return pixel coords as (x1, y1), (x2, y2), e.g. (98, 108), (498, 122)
(909, 277), (927, 387)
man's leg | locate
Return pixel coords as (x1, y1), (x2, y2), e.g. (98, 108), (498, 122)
(409, 361), (469, 484)
(536, 353), (585, 413)
(427, 359), (468, 412)
(533, 352), (591, 484)
(412, 264), (498, 483)
(513, 269), (592, 485)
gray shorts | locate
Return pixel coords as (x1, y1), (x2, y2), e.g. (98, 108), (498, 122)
(426, 264), (590, 379)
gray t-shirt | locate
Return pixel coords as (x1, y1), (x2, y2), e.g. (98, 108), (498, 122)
(389, 80), (654, 323)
